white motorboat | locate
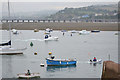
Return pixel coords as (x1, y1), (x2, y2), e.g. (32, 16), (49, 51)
(17, 73), (40, 79)
(12, 29), (18, 34)
(89, 59), (102, 64)
(44, 36), (58, 41)
(45, 28), (53, 32)
(79, 30), (90, 35)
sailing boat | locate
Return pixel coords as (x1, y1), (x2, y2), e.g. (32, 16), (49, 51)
(0, 0), (26, 55)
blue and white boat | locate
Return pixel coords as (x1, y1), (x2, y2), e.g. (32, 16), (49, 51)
(46, 58), (77, 66)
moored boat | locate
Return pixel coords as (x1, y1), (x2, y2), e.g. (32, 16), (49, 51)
(89, 59), (102, 64)
(91, 30), (100, 32)
(46, 52), (76, 66)
(12, 29), (18, 34)
(46, 58), (77, 66)
(70, 30), (78, 33)
(17, 73), (40, 79)
(79, 30), (90, 35)
(44, 35), (58, 41)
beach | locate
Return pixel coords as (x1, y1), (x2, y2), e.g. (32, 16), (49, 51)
(1, 22), (118, 31)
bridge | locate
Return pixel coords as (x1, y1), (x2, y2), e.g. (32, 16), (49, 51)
(0, 19), (117, 23)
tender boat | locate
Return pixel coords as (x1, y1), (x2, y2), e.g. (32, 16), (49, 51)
(89, 59), (102, 64)
(91, 30), (100, 32)
(79, 30), (90, 35)
(46, 58), (77, 66)
(17, 73), (40, 79)
(40, 63), (45, 67)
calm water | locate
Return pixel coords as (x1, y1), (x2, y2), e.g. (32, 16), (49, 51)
(0, 30), (118, 78)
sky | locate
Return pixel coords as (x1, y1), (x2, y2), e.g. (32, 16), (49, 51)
(0, 0), (119, 18)
(2, 2), (118, 13)
(1, 0), (120, 2)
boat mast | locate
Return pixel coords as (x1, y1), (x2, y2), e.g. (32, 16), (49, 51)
(8, 0), (11, 48)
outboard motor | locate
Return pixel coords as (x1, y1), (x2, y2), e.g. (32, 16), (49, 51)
(90, 60), (92, 62)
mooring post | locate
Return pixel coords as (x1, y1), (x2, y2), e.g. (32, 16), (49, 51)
(108, 54), (110, 61)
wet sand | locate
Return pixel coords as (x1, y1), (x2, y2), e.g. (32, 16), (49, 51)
(1, 22), (118, 31)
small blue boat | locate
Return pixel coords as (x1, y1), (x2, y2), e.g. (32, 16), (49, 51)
(46, 58), (77, 66)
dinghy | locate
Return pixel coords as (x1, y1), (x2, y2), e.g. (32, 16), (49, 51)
(17, 73), (40, 79)
(89, 59), (102, 64)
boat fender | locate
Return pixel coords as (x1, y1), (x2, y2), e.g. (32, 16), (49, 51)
(34, 52), (37, 55)
(49, 52), (52, 55)
(30, 42), (33, 47)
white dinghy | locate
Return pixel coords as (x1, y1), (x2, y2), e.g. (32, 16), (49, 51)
(17, 73), (40, 79)
(89, 59), (102, 64)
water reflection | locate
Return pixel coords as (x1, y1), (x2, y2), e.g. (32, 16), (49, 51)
(2, 55), (13, 78)
(46, 65), (76, 72)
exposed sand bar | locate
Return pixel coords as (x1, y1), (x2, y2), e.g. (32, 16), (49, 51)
(1, 22), (118, 31)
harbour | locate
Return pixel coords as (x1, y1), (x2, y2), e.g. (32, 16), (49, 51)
(0, 30), (118, 78)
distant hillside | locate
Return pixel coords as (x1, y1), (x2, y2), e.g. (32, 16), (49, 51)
(46, 4), (118, 20)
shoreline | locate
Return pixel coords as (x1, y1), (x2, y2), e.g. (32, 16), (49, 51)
(0, 22), (118, 31)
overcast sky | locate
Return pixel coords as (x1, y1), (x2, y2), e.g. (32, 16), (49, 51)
(1, 0), (120, 2)
(2, 2), (118, 13)
(0, 0), (119, 18)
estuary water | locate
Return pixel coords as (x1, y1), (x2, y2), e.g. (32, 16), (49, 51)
(0, 30), (118, 78)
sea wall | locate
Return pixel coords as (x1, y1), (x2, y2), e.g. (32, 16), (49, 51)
(101, 61), (120, 80)
(1, 22), (118, 31)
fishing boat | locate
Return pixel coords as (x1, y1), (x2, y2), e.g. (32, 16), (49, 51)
(89, 59), (102, 64)
(46, 58), (77, 66)
(17, 73), (40, 79)
(91, 30), (100, 32)
(79, 30), (90, 35)
(46, 52), (77, 66)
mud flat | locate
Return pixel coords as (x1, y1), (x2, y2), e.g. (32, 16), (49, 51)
(1, 22), (118, 31)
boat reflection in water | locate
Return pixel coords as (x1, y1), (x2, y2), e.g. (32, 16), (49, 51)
(46, 65), (76, 72)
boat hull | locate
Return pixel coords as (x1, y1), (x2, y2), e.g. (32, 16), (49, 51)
(17, 73), (40, 79)
(46, 59), (76, 66)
